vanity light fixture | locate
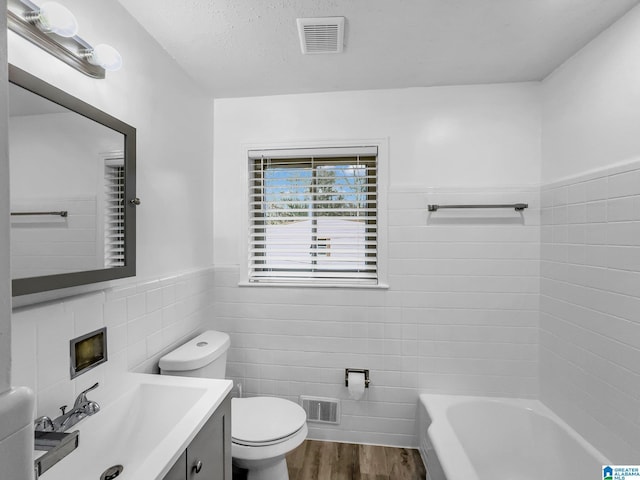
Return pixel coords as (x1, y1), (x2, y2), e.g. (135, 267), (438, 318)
(7, 0), (122, 78)
(84, 43), (123, 71)
(24, 1), (78, 37)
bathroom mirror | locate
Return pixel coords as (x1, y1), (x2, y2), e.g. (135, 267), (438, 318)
(8, 65), (137, 296)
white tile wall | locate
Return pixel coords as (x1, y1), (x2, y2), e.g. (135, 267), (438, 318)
(11, 267), (214, 420)
(212, 187), (540, 447)
(540, 159), (640, 462)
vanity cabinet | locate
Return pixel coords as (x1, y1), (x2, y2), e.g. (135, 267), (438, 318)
(164, 452), (187, 480)
(163, 394), (231, 480)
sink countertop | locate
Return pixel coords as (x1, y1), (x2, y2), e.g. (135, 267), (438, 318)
(38, 373), (233, 480)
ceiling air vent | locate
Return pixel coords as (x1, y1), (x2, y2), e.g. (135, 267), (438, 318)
(296, 17), (345, 55)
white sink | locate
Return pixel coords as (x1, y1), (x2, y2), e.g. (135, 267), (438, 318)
(39, 373), (232, 480)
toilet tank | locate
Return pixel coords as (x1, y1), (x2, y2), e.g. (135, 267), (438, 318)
(159, 330), (230, 379)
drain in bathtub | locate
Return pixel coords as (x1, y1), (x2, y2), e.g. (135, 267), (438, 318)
(100, 465), (124, 480)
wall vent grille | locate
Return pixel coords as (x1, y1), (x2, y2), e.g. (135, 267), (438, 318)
(296, 17), (345, 54)
(300, 396), (340, 424)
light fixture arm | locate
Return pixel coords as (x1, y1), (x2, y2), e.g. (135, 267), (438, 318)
(6, 0), (121, 79)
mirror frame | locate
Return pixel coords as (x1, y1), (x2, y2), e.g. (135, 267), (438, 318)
(9, 64), (137, 296)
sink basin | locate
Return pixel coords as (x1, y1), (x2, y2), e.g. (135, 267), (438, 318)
(39, 373), (232, 480)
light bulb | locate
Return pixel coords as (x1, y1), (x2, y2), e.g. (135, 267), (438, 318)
(87, 44), (123, 71)
(37, 2), (78, 37)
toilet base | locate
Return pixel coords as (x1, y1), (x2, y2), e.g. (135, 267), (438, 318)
(231, 422), (307, 480)
(233, 456), (289, 480)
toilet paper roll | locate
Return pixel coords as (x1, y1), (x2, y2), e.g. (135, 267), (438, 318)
(348, 371), (366, 400)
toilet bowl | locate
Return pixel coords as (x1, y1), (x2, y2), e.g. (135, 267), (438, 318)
(232, 396), (308, 480)
(159, 331), (308, 480)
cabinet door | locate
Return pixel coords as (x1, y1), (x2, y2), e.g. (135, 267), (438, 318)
(164, 451), (187, 480)
(187, 394), (232, 480)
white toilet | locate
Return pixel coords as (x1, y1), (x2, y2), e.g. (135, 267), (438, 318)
(159, 330), (308, 480)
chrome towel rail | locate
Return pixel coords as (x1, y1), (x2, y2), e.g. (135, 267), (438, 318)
(428, 203), (528, 212)
(11, 211), (68, 217)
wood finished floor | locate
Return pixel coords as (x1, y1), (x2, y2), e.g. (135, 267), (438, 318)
(285, 440), (426, 480)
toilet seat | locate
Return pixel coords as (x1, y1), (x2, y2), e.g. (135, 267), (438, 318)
(232, 423), (309, 464)
(232, 396), (307, 447)
(233, 424), (306, 447)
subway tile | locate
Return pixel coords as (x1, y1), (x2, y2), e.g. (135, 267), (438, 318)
(127, 293), (146, 320)
(585, 224), (608, 245)
(161, 304), (179, 328)
(127, 340), (147, 370)
(552, 186), (568, 206)
(584, 245), (608, 268)
(608, 169), (640, 199)
(127, 315), (153, 346)
(66, 294), (105, 336)
(607, 196), (640, 222)
(105, 284), (137, 301)
(108, 323), (127, 354)
(585, 177), (608, 201)
(604, 269), (640, 298)
(607, 222), (640, 246)
(104, 298), (127, 327)
(567, 204), (586, 224)
(146, 331), (164, 358)
(608, 246), (640, 271)
(175, 282), (188, 300)
(146, 288), (163, 313)
(541, 190), (554, 208)
(567, 183), (587, 204)
(586, 201), (607, 223)
(162, 284), (177, 306)
(136, 279), (160, 294)
(552, 226), (568, 243)
(552, 205), (568, 225)
(567, 225), (586, 244)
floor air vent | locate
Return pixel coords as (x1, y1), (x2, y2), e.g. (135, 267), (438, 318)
(300, 396), (340, 424)
(296, 17), (345, 54)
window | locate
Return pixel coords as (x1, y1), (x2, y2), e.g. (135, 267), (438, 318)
(104, 157), (125, 267)
(248, 146), (378, 285)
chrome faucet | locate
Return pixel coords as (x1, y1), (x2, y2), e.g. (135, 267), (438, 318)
(34, 416), (55, 432)
(38, 382), (101, 432)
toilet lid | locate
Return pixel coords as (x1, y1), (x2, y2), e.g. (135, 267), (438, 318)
(232, 397), (307, 445)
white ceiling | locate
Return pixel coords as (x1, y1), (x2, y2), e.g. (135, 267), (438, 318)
(117, 0), (640, 98)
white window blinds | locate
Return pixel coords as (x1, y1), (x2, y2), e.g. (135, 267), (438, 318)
(104, 158), (125, 267)
(248, 146), (378, 285)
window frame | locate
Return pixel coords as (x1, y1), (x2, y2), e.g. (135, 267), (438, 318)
(239, 139), (389, 289)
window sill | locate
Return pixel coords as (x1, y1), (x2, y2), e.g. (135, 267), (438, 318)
(237, 281), (389, 290)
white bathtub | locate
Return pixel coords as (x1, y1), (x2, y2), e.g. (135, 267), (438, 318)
(418, 394), (610, 480)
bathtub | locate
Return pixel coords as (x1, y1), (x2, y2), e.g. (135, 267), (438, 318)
(418, 394), (610, 480)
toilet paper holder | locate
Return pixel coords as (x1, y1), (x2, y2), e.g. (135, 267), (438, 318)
(345, 368), (370, 388)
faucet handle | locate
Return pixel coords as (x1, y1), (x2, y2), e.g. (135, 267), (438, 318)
(74, 382), (99, 407)
(34, 416), (54, 432)
(85, 401), (100, 415)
